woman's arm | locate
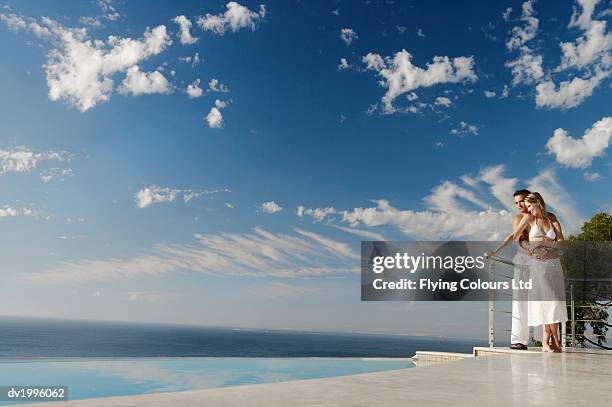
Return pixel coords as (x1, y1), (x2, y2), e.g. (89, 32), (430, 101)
(547, 212), (564, 242)
(552, 219), (564, 242)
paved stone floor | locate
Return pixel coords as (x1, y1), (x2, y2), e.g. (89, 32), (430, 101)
(23, 351), (612, 407)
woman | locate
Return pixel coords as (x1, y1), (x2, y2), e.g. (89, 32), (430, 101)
(513, 192), (568, 352)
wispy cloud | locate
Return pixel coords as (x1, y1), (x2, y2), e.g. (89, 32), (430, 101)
(328, 224), (386, 241)
(0, 146), (71, 175)
(307, 165), (581, 240)
(26, 227), (359, 284)
(135, 186), (229, 208)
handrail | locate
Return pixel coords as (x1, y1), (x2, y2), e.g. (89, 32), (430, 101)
(486, 256), (610, 349)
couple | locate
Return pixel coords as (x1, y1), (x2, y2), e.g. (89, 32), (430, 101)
(490, 189), (568, 352)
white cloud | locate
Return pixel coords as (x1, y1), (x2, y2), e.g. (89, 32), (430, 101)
(179, 52), (200, 67)
(261, 201), (283, 213)
(296, 205), (335, 222)
(29, 21), (51, 38)
(406, 92), (418, 101)
(206, 99), (227, 128)
(208, 78), (229, 93)
(118, 66), (171, 95)
(43, 21), (172, 111)
(0, 13), (53, 39)
(362, 49), (477, 113)
(79, 16), (102, 28)
(504, 1), (544, 86)
(172, 15), (198, 44)
(535, 70), (608, 109)
(135, 186), (228, 208)
(337, 57), (351, 70)
(500, 84), (509, 98)
(417, 28), (425, 38)
(0, 205), (34, 219)
(192, 52), (200, 67)
(484, 90), (496, 98)
(224, 202), (234, 208)
(197, 2), (266, 35)
(450, 121), (479, 136)
(568, 0), (600, 30)
(463, 165), (518, 212)
(340, 198), (511, 241)
(186, 78), (203, 98)
(583, 171), (601, 181)
(332, 166), (580, 240)
(558, 19), (611, 71)
(505, 48), (543, 85)
(97, 0), (121, 21)
(424, 180), (488, 213)
(40, 167), (74, 183)
(0, 13), (26, 31)
(135, 186), (178, 208)
(0, 146), (71, 175)
(506, 0), (538, 51)
(434, 96), (452, 107)
(545, 116), (612, 168)
(340, 28), (357, 45)
(26, 227), (358, 284)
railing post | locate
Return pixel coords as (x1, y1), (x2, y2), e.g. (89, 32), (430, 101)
(561, 311), (567, 350)
(488, 259), (495, 348)
(570, 282), (576, 348)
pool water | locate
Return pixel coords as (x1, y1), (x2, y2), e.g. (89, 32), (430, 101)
(0, 357), (414, 403)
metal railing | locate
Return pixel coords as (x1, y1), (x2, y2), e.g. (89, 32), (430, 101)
(486, 255), (610, 349)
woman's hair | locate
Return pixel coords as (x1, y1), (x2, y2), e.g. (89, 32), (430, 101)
(524, 192), (547, 216)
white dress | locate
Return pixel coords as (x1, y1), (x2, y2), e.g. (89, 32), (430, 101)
(526, 219), (568, 327)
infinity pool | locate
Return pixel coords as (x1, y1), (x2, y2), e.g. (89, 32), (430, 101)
(0, 357), (414, 403)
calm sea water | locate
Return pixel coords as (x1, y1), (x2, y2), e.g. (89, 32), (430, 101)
(0, 316), (485, 358)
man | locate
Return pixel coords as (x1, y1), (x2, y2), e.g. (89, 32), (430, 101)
(489, 189), (531, 350)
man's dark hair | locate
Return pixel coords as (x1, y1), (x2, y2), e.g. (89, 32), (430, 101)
(513, 189), (531, 197)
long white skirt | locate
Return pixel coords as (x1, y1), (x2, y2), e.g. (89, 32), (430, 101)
(527, 257), (568, 327)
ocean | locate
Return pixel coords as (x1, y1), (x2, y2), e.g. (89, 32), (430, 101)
(0, 316), (486, 358)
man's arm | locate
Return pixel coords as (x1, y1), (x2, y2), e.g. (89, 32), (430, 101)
(512, 214), (531, 241)
(488, 214), (523, 256)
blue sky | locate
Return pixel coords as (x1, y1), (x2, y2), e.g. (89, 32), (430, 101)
(0, 0), (610, 338)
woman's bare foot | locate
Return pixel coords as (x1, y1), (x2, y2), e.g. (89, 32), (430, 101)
(550, 336), (562, 352)
(542, 344), (554, 352)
